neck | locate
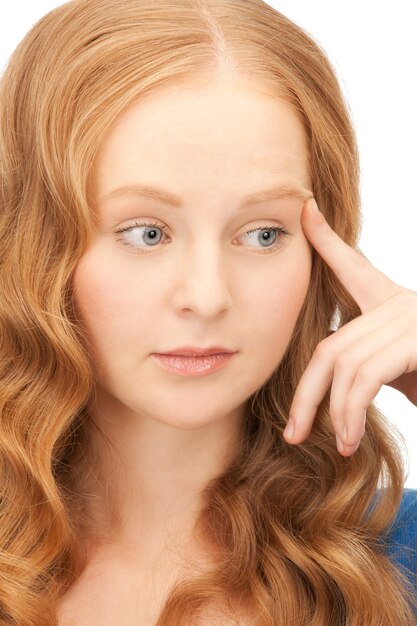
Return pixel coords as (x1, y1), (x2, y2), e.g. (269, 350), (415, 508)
(71, 387), (247, 556)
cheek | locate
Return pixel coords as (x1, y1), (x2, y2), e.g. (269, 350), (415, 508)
(262, 266), (309, 324)
(249, 245), (312, 359)
(71, 250), (138, 353)
(71, 237), (312, 377)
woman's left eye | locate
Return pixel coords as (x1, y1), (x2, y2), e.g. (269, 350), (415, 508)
(241, 225), (290, 253)
(114, 221), (291, 253)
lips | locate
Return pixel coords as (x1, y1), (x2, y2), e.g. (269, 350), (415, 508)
(152, 351), (235, 376)
(155, 346), (236, 357)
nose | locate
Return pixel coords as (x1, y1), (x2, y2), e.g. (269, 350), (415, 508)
(172, 241), (233, 318)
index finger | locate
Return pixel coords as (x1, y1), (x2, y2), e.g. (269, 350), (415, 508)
(302, 198), (401, 314)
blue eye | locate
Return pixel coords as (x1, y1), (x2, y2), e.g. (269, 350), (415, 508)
(115, 221), (168, 250)
(115, 221), (290, 254)
(241, 225), (289, 252)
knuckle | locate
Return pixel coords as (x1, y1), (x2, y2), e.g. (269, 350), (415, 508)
(334, 349), (358, 372)
(386, 289), (417, 314)
(315, 337), (335, 360)
(355, 364), (371, 382)
(329, 404), (343, 424)
(344, 399), (358, 417)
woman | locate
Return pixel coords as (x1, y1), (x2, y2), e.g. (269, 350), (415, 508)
(0, 0), (416, 624)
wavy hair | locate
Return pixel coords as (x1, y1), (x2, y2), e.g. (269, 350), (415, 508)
(0, 0), (416, 623)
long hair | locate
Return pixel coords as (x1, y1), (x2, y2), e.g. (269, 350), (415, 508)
(0, 0), (415, 623)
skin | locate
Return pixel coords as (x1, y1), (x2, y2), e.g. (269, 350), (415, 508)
(71, 74), (314, 562)
(71, 72), (417, 570)
(286, 199), (417, 454)
(64, 75), (417, 625)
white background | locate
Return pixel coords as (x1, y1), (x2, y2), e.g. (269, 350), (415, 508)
(1, 2), (416, 487)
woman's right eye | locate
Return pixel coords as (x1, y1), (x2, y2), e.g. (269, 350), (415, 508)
(115, 221), (169, 252)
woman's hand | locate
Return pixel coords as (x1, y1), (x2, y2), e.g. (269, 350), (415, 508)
(284, 198), (417, 456)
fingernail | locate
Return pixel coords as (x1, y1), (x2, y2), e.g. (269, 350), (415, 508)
(309, 198), (321, 215)
(284, 419), (295, 440)
(342, 425), (348, 442)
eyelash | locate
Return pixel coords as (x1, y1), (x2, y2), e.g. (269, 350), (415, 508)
(114, 220), (290, 254)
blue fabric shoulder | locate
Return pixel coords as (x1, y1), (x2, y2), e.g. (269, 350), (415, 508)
(383, 487), (417, 591)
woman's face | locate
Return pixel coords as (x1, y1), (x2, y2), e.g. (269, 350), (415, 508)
(72, 75), (313, 431)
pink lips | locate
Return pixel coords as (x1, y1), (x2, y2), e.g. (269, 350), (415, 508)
(156, 346), (235, 357)
(151, 351), (236, 377)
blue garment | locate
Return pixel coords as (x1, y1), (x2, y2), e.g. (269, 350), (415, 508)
(383, 487), (417, 592)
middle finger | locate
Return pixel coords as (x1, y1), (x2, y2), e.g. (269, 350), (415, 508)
(287, 304), (411, 443)
(329, 313), (411, 441)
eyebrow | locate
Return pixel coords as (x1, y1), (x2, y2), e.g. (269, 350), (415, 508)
(97, 182), (313, 208)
